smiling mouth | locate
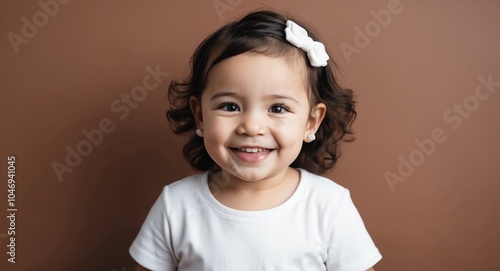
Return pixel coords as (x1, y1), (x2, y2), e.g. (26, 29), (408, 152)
(229, 147), (273, 162)
(237, 147), (266, 153)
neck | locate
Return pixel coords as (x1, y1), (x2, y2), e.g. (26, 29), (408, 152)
(208, 167), (297, 194)
(207, 167), (301, 211)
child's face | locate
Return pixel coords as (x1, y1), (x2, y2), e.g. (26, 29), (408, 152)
(191, 52), (325, 183)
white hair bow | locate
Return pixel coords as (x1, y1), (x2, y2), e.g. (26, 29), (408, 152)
(285, 20), (329, 67)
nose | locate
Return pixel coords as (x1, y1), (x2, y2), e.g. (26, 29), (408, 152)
(236, 109), (266, 136)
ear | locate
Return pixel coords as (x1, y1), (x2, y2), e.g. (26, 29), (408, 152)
(304, 102), (326, 140)
(189, 96), (203, 129)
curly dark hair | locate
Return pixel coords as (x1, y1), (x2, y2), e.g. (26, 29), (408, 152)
(167, 10), (356, 175)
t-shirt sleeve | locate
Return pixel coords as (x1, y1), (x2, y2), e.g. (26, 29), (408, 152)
(129, 187), (177, 271)
(326, 189), (382, 271)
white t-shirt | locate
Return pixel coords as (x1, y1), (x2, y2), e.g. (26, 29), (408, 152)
(130, 169), (382, 271)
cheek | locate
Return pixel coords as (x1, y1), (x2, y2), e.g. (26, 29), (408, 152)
(203, 117), (232, 145)
(272, 118), (289, 129)
(273, 119), (307, 145)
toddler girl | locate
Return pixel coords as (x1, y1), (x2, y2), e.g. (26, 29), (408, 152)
(130, 10), (382, 271)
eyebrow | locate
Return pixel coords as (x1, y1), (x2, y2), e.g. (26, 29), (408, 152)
(209, 92), (300, 104)
(209, 92), (240, 101)
(269, 94), (299, 105)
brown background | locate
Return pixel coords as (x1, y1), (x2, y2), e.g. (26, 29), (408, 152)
(1, 0), (499, 270)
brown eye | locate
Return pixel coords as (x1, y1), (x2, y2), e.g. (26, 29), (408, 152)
(269, 104), (288, 113)
(219, 103), (239, 112)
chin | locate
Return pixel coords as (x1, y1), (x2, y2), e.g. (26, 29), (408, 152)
(233, 172), (267, 182)
(231, 167), (283, 182)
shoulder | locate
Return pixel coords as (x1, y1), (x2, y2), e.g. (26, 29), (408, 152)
(298, 169), (351, 215)
(156, 172), (206, 205)
(166, 172), (204, 191)
(300, 168), (348, 199)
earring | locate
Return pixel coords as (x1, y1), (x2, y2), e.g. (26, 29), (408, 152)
(196, 128), (203, 137)
(306, 134), (316, 142)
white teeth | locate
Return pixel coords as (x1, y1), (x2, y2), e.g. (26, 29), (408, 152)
(239, 148), (264, 153)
